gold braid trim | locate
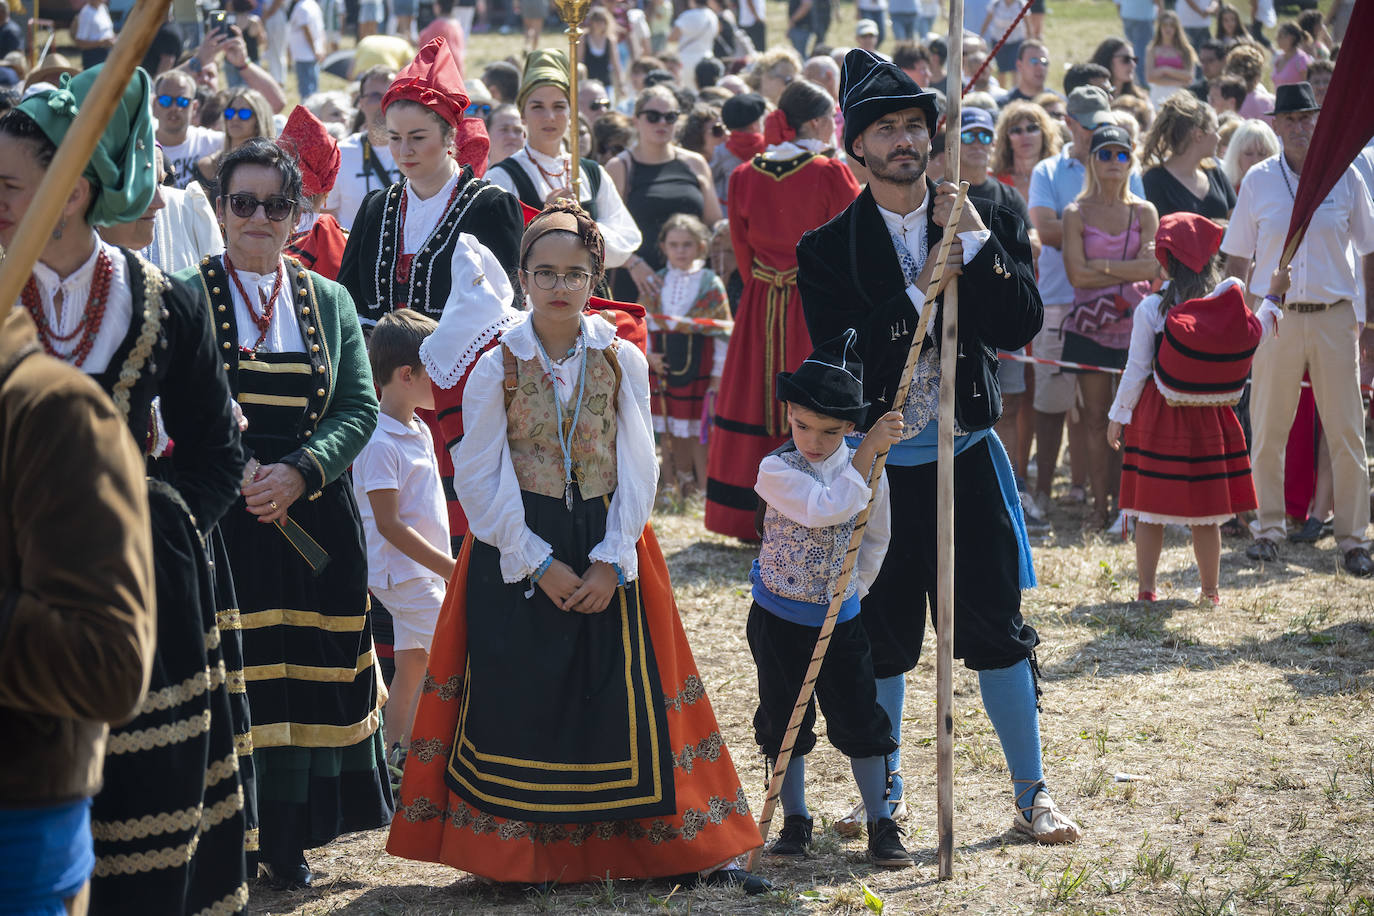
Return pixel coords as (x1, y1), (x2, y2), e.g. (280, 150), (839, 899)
(199, 787), (244, 834)
(225, 668), (246, 694)
(233, 731), (254, 756)
(204, 626), (222, 651)
(90, 804), (203, 842)
(111, 254), (167, 427)
(217, 609), (242, 631)
(244, 827), (259, 853)
(190, 883), (249, 916)
(137, 661), (227, 714)
(107, 711), (212, 755)
(93, 834), (199, 877)
(205, 751), (240, 788)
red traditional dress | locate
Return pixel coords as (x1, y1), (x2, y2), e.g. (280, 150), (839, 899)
(649, 261), (730, 440)
(704, 139), (860, 539)
(1109, 279), (1262, 523)
(387, 313), (762, 881)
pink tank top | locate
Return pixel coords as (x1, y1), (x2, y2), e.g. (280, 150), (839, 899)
(1154, 47), (1186, 69)
(1072, 207), (1151, 350)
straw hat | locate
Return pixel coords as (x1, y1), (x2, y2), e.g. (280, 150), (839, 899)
(25, 53), (78, 89)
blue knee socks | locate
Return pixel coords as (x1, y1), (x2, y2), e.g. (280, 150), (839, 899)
(779, 755), (809, 819)
(977, 659), (1045, 817)
(851, 755), (891, 824)
(875, 674), (905, 805)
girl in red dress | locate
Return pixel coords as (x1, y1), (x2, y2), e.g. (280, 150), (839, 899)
(704, 78), (860, 540)
(1107, 213), (1284, 604)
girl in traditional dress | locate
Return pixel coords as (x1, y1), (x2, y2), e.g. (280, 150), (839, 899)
(0, 67), (250, 913)
(280, 105), (348, 280)
(1107, 213), (1275, 604)
(704, 78), (860, 540)
(648, 213), (730, 499)
(180, 137), (391, 889)
(387, 202), (768, 893)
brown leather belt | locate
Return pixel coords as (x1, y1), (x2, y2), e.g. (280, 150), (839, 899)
(1286, 298), (1351, 313)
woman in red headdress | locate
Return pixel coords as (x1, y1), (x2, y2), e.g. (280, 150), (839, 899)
(338, 36), (525, 553)
(280, 106), (349, 280)
(1108, 212), (1279, 605)
(703, 79), (860, 540)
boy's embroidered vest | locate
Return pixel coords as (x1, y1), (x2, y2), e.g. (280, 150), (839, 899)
(756, 446), (861, 606)
(503, 342), (622, 500)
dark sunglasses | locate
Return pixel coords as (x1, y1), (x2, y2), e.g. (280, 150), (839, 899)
(1115, 53), (1137, 63)
(157, 94), (192, 108)
(961, 128), (994, 145)
(1095, 148), (1130, 163)
(1008, 123), (1042, 136)
(640, 109), (680, 124)
(711, 122), (725, 138)
(224, 192), (296, 221)
(466, 102), (492, 117)
(589, 97), (612, 111)
(223, 107), (254, 121)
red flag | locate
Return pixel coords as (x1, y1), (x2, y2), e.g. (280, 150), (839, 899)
(1282, 0), (1374, 264)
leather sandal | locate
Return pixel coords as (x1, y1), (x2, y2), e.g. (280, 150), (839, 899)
(1012, 789), (1082, 845)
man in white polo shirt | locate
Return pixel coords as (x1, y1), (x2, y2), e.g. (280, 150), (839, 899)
(1221, 82), (1374, 576)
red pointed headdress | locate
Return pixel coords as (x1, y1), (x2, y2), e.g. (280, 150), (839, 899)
(382, 36), (470, 129)
(277, 105), (341, 197)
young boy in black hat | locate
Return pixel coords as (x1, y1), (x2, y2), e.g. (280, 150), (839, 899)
(747, 329), (911, 867)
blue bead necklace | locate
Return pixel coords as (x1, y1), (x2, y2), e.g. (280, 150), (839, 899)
(533, 324), (587, 511)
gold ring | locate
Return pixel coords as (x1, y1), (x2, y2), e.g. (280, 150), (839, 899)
(270, 500), (279, 510)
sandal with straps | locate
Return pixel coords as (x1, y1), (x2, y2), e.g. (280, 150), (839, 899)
(1012, 785), (1082, 845)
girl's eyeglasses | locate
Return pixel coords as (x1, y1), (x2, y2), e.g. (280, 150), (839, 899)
(1008, 123), (1042, 137)
(1095, 148), (1130, 163)
(961, 128), (994, 146)
(157, 94), (192, 108)
(640, 109), (680, 124)
(523, 268), (592, 291)
(223, 107), (254, 121)
(224, 192), (297, 221)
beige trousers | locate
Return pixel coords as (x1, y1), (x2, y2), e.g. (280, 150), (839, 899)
(1250, 301), (1370, 551)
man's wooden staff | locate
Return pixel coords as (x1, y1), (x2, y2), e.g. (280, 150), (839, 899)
(0, 0), (172, 308)
(937, 0), (966, 881)
(746, 182), (970, 872)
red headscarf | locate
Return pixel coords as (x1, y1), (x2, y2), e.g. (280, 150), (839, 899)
(763, 108), (796, 147)
(1154, 212), (1224, 274)
(277, 105), (340, 197)
(382, 36), (470, 130)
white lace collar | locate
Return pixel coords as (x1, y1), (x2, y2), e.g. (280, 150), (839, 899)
(501, 309), (617, 361)
(762, 138), (831, 161)
(418, 232), (521, 389)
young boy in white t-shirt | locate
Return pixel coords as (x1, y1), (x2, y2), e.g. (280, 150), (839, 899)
(354, 309), (454, 783)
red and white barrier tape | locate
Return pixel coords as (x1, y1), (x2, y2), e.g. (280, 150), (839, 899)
(995, 350), (1374, 393)
(645, 313), (734, 333)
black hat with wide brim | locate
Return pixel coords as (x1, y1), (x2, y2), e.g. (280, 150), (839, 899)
(839, 48), (939, 166)
(1269, 81), (1320, 115)
(775, 328), (870, 426)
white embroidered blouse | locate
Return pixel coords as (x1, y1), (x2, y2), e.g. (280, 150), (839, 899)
(25, 234), (133, 375)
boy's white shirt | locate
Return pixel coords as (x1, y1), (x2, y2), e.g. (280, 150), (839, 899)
(454, 312), (657, 584)
(754, 443), (892, 599)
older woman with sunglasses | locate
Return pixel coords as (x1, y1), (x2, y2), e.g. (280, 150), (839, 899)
(1061, 123), (1159, 531)
(992, 99), (1061, 206)
(194, 88), (274, 196)
(179, 137), (391, 889)
(607, 85), (722, 302)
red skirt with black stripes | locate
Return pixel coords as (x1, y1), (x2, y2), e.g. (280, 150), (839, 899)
(1119, 383), (1256, 524)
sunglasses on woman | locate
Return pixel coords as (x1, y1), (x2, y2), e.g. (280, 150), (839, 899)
(224, 192), (297, 221)
(1008, 123), (1041, 137)
(223, 107), (254, 121)
(523, 268), (592, 291)
(1095, 148), (1130, 163)
(961, 128), (994, 146)
(157, 94), (192, 109)
(641, 109), (680, 124)
(589, 97), (612, 112)
(466, 102), (492, 117)
(711, 122), (725, 138)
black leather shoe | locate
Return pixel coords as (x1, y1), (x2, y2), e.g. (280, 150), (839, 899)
(674, 868), (773, 895)
(267, 856), (313, 890)
(1343, 546), (1374, 577)
(866, 817), (913, 868)
(1288, 516), (1326, 543)
(766, 815), (813, 856)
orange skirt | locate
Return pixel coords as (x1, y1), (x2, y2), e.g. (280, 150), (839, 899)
(385, 526), (763, 883)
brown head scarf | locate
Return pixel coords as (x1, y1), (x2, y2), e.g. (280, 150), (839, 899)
(519, 200), (606, 279)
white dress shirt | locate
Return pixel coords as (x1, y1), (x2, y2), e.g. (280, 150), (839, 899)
(141, 182), (224, 275)
(327, 132), (401, 231)
(26, 234), (133, 375)
(1222, 151), (1374, 312)
(455, 313), (656, 584)
(488, 145), (641, 268)
(402, 168), (462, 255)
(876, 192), (991, 326)
(754, 442), (891, 598)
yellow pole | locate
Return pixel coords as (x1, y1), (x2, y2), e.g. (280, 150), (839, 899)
(552, 0), (589, 194)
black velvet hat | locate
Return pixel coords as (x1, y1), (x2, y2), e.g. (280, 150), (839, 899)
(722, 91), (767, 130)
(776, 329), (870, 425)
(839, 48), (939, 165)
(1269, 81), (1320, 115)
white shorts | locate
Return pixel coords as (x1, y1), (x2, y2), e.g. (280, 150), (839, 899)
(1032, 303), (1075, 414)
(372, 576), (445, 652)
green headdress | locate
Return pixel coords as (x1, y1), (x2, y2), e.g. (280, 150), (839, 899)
(15, 63), (156, 227)
(517, 48), (571, 112)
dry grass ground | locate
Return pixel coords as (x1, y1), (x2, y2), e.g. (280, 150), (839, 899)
(249, 474), (1374, 915)
(246, 3), (1374, 913)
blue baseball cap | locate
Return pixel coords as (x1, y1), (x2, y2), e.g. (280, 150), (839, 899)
(960, 107), (995, 132)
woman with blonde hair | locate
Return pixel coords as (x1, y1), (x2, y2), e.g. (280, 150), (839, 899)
(1141, 91), (1234, 219)
(1061, 123), (1160, 530)
(992, 100), (1061, 207)
(194, 87), (272, 194)
(1144, 10), (1197, 107)
(1219, 117), (1279, 191)
(747, 46), (802, 103)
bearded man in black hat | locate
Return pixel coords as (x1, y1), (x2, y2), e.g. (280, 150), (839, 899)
(796, 48), (1081, 845)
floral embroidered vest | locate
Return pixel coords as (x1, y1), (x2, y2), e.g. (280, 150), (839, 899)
(504, 342), (621, 500)
(756, 446), (860, 606)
